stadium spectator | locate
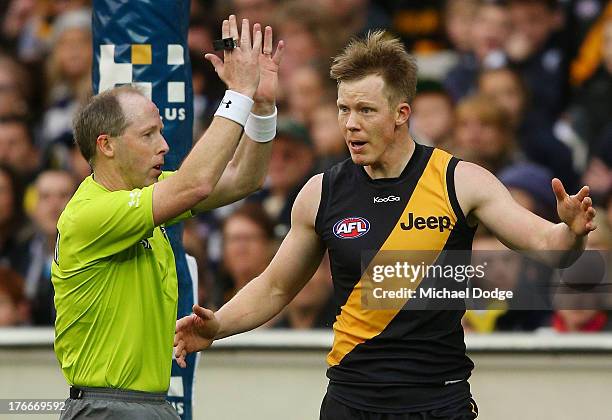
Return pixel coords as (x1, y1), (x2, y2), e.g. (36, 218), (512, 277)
(564, 0), (610, 65)
(274, 1), (341, 95)
(568, 1), (612, 88)
(0, 164), (28, 270)
(274, 253), (335, 329)
(3, 0), (90, 63)
(582, 134), (612, 202)
(568, 15), (612, 149)
(16, 170), (76, 325)
(467, 231), (552, 333)
(443, 0), (479, 54)
(463, 235), (517, 333)
(286, 63), (330, 125)
(183, 218), (215, 308)
(0, 114), (39, 185)
(506, 0), (566, 124)
(250, 118), (316, 238)
(498, 162), (557, 222)
(40, 8), (92, 148)
(310, 99), (350, 173)
(313, 0), (390, 43)
(553, 279), (612, 333)
(478, 67), (579, 191)
(188, 15), (226, 136)
(409, 80), (455, 151)
(228, 0), (277, 28)
(213, 203), (275, 309)
(0, 54), (30, 117)
(190, 49), (226, 138)
(0, 266), (29, 326)
(1, 0), (37, 52)
(552, 307), (612, 332)
(583, 208), (611, 250)
(551, 215), (611, 333)
(444, 0), (510, 101)
(453, 94), (518, 175)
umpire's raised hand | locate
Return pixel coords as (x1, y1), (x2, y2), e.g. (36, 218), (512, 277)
(205, 15), (262, 98)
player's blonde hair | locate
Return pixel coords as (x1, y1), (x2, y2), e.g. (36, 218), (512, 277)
(330, 30), (418, 106)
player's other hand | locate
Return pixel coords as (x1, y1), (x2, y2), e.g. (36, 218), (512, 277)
(252, 23), (284, 111)
(204, 15), (262, 98)
(174, 304), (220, 368)
(552, 178), (597, 236)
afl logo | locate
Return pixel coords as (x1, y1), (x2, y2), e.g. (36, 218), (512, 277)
(333, 217), (370, 239)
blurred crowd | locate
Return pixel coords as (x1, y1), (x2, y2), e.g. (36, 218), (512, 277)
(0, 0), (610, 333)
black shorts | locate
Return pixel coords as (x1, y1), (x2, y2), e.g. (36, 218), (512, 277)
(319, 393), (478, 420)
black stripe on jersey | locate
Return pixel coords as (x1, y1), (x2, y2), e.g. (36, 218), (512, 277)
(446, 157), (468, 226)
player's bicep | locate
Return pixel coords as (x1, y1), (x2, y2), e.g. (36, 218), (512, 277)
(456, 161), (552, 251)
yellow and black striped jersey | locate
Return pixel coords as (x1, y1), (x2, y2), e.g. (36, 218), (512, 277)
(315, 142), (476, 412)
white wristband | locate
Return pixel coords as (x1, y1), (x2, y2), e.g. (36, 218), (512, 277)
(244, 107), (278, 143)
(214, 90), (254, 127)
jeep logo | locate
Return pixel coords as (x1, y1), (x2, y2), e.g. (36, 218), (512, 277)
(373, 195), (400, 203)
(400, 213), (451, 232)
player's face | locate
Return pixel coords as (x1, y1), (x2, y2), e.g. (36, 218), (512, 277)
(115, 94), (169, 189)
(337, 75), (400, 167)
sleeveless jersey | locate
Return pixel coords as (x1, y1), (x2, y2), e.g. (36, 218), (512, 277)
(315, 143), (476, 413)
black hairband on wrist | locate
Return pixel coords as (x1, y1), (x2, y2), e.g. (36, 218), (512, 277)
(213, 37), (238, 51)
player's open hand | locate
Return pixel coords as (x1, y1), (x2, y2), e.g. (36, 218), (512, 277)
(252, 23), (284, 107)
(552, 178), (597, 236)
(174, 304), (220, 368)
(204, 15), (262, 98)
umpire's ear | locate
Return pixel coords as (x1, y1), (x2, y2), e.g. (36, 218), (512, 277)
(96, 133), (115, 158)
(395, 102), (411, 127)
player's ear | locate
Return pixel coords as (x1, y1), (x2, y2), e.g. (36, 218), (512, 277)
(96, 134), (115, 158)
(395, 102), (411, 126)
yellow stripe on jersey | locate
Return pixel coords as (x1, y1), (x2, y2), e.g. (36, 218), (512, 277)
(327, 148), (457, 367)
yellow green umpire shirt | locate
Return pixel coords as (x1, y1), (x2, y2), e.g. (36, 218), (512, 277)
(52, 171), (191, 392)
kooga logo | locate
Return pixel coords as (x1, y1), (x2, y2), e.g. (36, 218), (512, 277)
(400, 213), (451, 232)
(333, 217), (370, 239)
(374, 195), (400, 204)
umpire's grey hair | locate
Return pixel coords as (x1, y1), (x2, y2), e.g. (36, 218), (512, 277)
(73, 85), (146, 166)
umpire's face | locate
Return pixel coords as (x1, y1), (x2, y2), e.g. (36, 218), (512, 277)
(337, 74), (408, 168)
(113, 93), (169, 189)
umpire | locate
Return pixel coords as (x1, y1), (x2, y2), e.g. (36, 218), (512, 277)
(53, 15), (281, 419)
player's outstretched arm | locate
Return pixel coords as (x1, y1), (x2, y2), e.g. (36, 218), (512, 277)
(152, 16), (261, 225)
(174, 175), (326, 367)
(193, 24), (285, 212)
(455, 161), (596, 267)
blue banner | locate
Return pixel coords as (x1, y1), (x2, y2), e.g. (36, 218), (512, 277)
(92, 1), (195, 418)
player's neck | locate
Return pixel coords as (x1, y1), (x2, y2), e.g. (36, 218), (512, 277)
(364, 134), (415, 179)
